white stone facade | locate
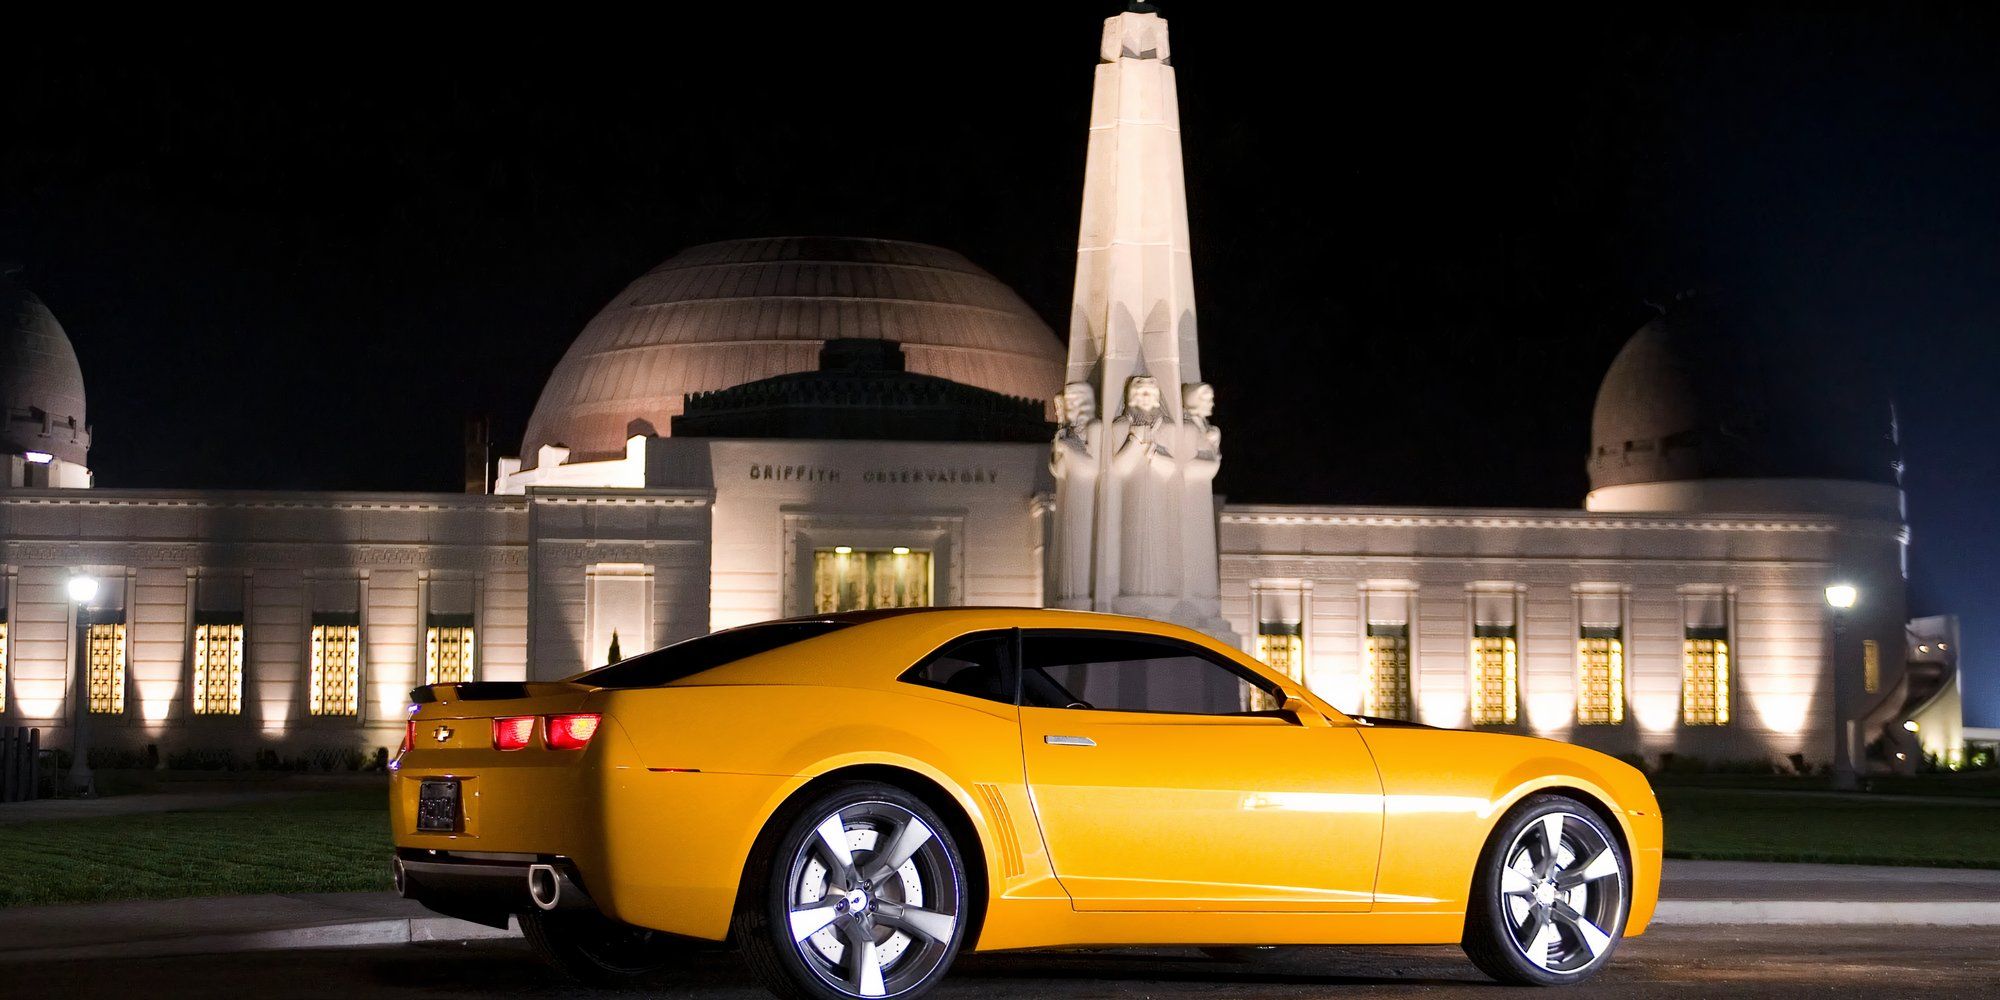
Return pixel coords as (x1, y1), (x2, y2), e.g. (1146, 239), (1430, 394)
(0, 490), (528, 756)
(1218, 504), (1912, 767)
(0, 473), (1921, 772)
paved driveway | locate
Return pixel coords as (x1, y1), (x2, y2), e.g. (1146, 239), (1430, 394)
(10, 924), (1994, 998)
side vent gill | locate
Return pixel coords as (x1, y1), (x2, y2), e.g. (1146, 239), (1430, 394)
(972, 782), (1025, 879)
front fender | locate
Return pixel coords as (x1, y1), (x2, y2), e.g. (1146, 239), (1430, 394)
(1361, 728), (1662, 934)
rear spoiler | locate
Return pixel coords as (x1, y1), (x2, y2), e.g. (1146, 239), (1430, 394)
(409, 682), (533, 704)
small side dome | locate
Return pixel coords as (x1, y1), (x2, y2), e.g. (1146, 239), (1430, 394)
(1587, 294), (1899, 495)
(0, 272), (91, 468)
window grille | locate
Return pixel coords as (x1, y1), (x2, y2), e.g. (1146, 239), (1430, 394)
(310, 620), (362, 716)
(191, 621), (244, 716)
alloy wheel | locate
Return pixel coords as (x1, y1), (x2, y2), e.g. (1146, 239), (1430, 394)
(1498, 810), (1626, 974)
(781, 799), (963, 998)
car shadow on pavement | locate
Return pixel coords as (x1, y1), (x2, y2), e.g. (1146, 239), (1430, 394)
(953, 946), (1487, 989)
(367, 940), (1487, 996)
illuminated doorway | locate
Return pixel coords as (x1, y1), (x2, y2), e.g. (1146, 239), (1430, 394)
(813, 547), (932, 612)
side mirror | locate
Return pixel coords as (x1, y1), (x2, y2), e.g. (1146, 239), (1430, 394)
(1281, 695), (1328, 728)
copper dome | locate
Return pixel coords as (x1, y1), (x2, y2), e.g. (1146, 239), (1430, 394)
(520, 237), (1064, 467)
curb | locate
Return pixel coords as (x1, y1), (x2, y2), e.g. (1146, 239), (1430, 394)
(0, 915), (519, 965)
(1651, 900), (2000, 926)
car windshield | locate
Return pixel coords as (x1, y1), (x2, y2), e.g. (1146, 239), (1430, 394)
(574, 620), (853, 689)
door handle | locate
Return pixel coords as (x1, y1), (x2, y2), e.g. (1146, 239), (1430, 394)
(1043, 735), (1096, 747)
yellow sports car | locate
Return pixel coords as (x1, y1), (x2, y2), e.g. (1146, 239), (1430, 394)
(391, 608), (1661, 998)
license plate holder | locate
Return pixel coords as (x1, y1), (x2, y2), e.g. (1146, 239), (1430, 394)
(417, 779), (462, 833)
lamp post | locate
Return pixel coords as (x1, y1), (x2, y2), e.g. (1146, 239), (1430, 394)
(66, 574), (98, 797)
(1825, 582), (1859, 791)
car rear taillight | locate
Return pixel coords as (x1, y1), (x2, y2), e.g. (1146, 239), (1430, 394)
(545, 714), (600, 750)
(401, 719), (415, 756)
(493, 715), (536, 751)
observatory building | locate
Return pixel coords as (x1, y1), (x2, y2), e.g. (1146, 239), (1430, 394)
(0, 10), (1957, 778)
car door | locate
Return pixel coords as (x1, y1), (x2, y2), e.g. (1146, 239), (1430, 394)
(1017, 630), (1384, 912)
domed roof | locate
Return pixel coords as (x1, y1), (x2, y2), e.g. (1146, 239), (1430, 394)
(0, 275), (90, 465)
(1587, 294), (1898, 492)
(520, 237), (1064, 467)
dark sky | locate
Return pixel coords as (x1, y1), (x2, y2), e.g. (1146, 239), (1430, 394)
(5, 3), (1998, 724)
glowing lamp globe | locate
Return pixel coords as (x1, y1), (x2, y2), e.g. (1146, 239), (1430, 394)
(66, 575), (99, 603)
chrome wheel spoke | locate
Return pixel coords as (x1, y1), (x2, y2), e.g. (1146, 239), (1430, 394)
(1553, 903), (1613, 958)
(1534, 815), (1565, 878)
(866, 817), (934, 887)
(1520, 907), (1558, 968)
(788, 900), (844, 942)
(875, 900), (956, 944)
(814, 812), (857, 881)
(1501, 866), (1535, 896)
(1556, 848), (1619, 889)
(849, 931), (886, 997)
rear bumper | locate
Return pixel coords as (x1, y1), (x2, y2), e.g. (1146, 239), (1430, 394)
(394, 849), (587, 928)
(391, 716), (801, 941)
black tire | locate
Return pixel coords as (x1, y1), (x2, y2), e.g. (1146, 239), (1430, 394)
(1461, 794), (1630, 987)
(520, 909), (684, 986)
(735, 782), (969, 1000)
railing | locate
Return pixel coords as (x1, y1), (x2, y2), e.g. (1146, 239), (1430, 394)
(1, 727), (42, 803)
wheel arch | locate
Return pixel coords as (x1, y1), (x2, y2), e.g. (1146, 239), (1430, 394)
(1484, 766), (1638, 863)
(732, 761), (994, 948)
(1524, 785), (1631, 861)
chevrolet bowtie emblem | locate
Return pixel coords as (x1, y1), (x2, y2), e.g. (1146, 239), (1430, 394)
(433, 725), (454, 743)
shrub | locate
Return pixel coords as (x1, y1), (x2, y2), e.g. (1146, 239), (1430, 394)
(85, 746), (153, 770)
(1709, 757), (1779, 775)
(165, 747), (236, 771)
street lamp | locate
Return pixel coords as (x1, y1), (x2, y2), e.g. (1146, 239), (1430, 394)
(1825, 582), (1859, 790)
(67, 574), (99, 796)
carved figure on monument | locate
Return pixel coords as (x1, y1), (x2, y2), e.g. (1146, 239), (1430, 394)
(1048, 382), (1102, 605)
(1110, 374), (1180, 597)
(1179, 382), (1222, 600)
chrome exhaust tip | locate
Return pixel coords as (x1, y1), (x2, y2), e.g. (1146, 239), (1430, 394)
(528, 862), (591, 911)
(393, 858), (410, 898)
(527, 864), (561, 910)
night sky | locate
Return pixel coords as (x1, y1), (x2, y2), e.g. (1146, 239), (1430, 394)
(5, 4), (1998, 723)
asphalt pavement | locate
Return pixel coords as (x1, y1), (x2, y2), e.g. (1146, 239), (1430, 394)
(7, 924), (1990, 998)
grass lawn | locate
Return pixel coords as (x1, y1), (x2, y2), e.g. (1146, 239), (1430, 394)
(0, 787), (392, 907)
(1659, 786), (2000, 868)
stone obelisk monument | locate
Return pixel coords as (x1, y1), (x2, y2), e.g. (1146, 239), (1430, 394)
(1048, 7), (1236, 644)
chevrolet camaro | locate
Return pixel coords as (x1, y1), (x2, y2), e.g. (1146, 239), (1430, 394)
(390, 607), (1661, 999)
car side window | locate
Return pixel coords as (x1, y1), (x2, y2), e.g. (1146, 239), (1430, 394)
(899, 633), (1013, 704)
(1019, 633), (1280, 715)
